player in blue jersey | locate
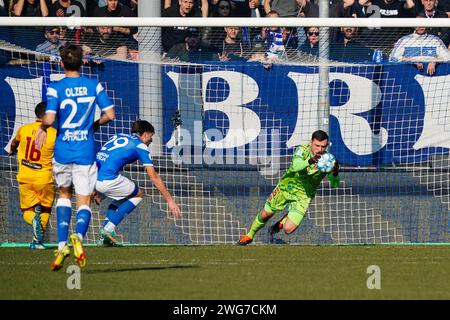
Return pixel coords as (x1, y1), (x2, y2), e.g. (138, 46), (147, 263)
(34, 44), (116, 271)
(95, 120), (181, 246)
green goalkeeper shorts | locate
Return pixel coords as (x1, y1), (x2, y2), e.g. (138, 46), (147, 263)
(264, 186), (312, 226)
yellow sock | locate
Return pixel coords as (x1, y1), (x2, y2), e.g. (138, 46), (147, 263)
(40, 213), (50, 230)
(23, 210), (36, 225)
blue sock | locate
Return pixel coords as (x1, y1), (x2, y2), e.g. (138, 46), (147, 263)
(104, 202), (119, 227)
(75, 206), (92, 238)
(56, 198), (72, 244)
(109, 198), (142, 227)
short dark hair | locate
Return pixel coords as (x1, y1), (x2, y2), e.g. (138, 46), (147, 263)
(35, 102), (47, 119)
(311, 130), (329, 142)
(59, 44), (83, 71)
(131, 120), (155, 135)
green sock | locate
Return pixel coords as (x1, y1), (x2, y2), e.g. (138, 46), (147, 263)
(247, 211), (267, 239)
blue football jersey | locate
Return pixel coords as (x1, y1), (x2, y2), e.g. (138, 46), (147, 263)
(96, 133), (154, 181)
(46, 76), (113, 165)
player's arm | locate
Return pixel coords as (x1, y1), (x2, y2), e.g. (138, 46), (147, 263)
(8, 137), (20, 156)
(93, 108), (116, 132)
(328, 160), (340, 188)
(145, 165), (181, 218)
(34, 112), (56, 150)
(292, 152), (321, 172)
(94, 82), (116, 132)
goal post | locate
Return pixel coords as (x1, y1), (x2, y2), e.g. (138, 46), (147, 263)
(1, 17), (450, 245)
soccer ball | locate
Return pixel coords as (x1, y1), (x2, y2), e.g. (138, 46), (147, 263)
(316, 152), (336, 173)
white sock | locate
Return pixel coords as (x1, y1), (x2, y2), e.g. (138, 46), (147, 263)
(104, 222), (116, 232)
(76, 233), (83, 241)
(58, 241), (66, 250)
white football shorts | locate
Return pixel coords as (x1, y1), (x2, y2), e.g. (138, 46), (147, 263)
(52, 160), (98, 196)
(95, 175), (137, 201)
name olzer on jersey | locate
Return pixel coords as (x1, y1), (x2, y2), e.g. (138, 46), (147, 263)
(65, 87), (88, 97)
(62, 129), (88, 141)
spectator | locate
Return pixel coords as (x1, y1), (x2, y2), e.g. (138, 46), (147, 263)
(36, 26), (66, 57)
(218, 26), (247, 60)
(298, 26), (320, 57)
(164, 0), (208, 17)
(93, 0), (137, 33)
(439, 0), (450, 16)
(204, 0), (234, 46)
(417, 0), (449, 46)
(247, 38), (278, 68)
(129, 0), (137, 14)
(281, 27), (298, 50)
(0, 0), (6, 16)
(86, 0), (98, 16)
(359, 0), (415, 18)
(166, 31), (219, 62)
(12, 0), (48, 16)
(93, 0), (138, 51)
(210, 0), (234, 17)
(162, 0), (200, 53)
(11, 0), (48, 50)
(329, 0), (365, 42)
(330, 26), (373, 62)
(358, 0), (415, 50)
(264, 0), (300, 17)
(389, 16), (450, 75)
(297, 0), (319, 17)
(49, 0), (85, 17)
(330, 0), (364, 18)
(81, 26), (128, 60)
(229, 0), (261, 17)
(0, 4), (12, 64)
(254, 10), (288, 60)
(296, 0), (319, 47)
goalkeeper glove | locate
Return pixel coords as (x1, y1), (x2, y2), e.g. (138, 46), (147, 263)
(308, 153), (321, 165)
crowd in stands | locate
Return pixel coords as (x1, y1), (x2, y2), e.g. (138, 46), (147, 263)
(0, 0), (449, 70)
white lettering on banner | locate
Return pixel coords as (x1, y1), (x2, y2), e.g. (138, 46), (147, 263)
(4, 71), (450, 159)
(286, 72), (320, 148)
(329, 73), (387, 155)
(413, 74), (450, 149)
(165, 71), (184, 149)
(4, 76), (43, 153)
(287, 72), (388, 155)
(202, 71), (261, 149)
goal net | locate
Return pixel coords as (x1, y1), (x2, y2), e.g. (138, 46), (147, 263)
(1, 17), (450, 245)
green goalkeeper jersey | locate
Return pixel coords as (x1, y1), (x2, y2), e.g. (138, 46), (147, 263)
(277, 144), (340, 198)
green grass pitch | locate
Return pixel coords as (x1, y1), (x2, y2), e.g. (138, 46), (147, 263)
(1, 245), (450, 299)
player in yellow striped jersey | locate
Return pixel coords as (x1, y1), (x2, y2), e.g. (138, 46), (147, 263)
(9, 102), (57, 249)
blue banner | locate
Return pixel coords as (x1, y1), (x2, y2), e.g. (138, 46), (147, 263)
(2, 61), (450, 166)
(163, 62), (450, 166)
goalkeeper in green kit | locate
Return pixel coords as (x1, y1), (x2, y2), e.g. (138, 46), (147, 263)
(237, 130), (340, 245)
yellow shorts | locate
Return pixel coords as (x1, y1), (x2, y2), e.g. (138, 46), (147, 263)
(19, 183), (55, 210)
